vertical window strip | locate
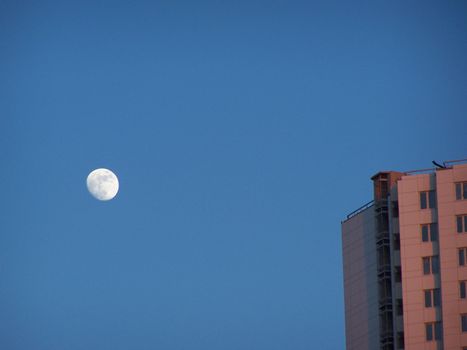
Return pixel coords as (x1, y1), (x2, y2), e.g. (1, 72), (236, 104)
(428, 191), (436, 208)
(420, 192), (427, 209)
(433, 289), (440, 306)
(462, 315), (467, 332)
(430, 223), (438, 241)
(423, 257), (431, 274)
(424, 290), (432, 307)
(460, 281), (466, 299)
(426, 323), (433, 341)
(460, 249), (466, 267)
(431, 256), (439, 274)
(422, 225), (429, 242)
(456, 182), (467, 200)
(434, 322), (442, 340)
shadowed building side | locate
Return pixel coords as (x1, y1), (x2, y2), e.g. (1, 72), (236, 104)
(342, 205), (379, 349)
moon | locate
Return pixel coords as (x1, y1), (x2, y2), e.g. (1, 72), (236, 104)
(86, 168), (119, 201)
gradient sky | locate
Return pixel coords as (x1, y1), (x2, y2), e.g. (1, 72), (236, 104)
(1, 1), (467, 349)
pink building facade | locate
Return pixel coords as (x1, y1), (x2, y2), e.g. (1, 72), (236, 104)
(342, 161), (467, 350)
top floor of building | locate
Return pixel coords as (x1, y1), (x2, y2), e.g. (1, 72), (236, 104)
(343, 159), (467, 223)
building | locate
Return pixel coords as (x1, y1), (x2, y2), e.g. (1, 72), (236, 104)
(341, 160), (467, 350)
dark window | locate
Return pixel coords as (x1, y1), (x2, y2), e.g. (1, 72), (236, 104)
(430, 223), (438, 241)
(460, 248), (466, 266)
(434, 322), (442, 340)
(458, 216), (464, 233)
(423, 256), (439, 274)
(426, 322), (442, 341)
(392, 201), (399, 218)
(460, 281), (466, 299)
(423, 257), (431, 274)
(421, 192), (427, 209)
(396, 298), (403, 315)
(425, 289), (441, 308)
(420, 191), (436, 209)
(395, 266), (402, 283)
(422, 225), (429, 242)
(431, 256), (439, 273)
(457, 215), (467, 233)
(433, 288), (441, 306)
(425, 290), (432, 307)
(394, 233), (400, 250)
(462, 315), (467, 332)
(421, 224), (438, 242)
(426, 323), (433, 341)
(397, 331), (404, 349)
(429, 191), (436, 208)
(456, 182), (467, 200)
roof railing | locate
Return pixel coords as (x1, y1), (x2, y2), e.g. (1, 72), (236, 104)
(444, 157), (467, 165)
(403, 167), (434, 174)
(345, 200), (374, 220)
(405, 157), (467, 174)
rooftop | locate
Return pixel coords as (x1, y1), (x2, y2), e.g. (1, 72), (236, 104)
(343, 158), (467, 222)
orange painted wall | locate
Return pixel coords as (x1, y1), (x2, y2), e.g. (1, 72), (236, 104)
(437, 165), (467, 349)
(398, 171), (440, 350)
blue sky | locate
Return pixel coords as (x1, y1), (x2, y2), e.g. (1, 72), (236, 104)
(1, 1), (466, 349)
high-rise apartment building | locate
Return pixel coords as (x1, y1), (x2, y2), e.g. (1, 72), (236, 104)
(342, 160), (467, 350)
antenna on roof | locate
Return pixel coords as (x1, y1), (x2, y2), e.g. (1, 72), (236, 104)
(432, 160), (446, 169)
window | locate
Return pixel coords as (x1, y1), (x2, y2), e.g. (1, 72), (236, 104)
(396, 298), (403, 315)
(424, 289), (441, 307)
(433, 288), (441, 306)
(420, 191), (436, 209)
(397, 331), (404, 349)
(456, 182), (467, 200)
(460, 248), (467, 266)
(426, 321), (442, 341)
(395, 266), (402, 283)
(421, 192), (427, 209)
(422, 225), (428, 241)
(425, 323), (433, 341)
(434, 322), (442, 340)
(423, 257), (430, 274)
(424, 290), (431, 307)
(393, 233), (400, 250)
(457, 215), (467, 233)
(421, 223), (438, 242)
(460, 281), (466, 299)
(462, 314), (467, 332)
(392, 201), (399, 218)
(429, 191), (436, 208)
(430, 223), (438, 241)
(423, 256), (440, 274)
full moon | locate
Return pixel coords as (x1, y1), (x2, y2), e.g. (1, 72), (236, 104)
(86, 168), (119, 201)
